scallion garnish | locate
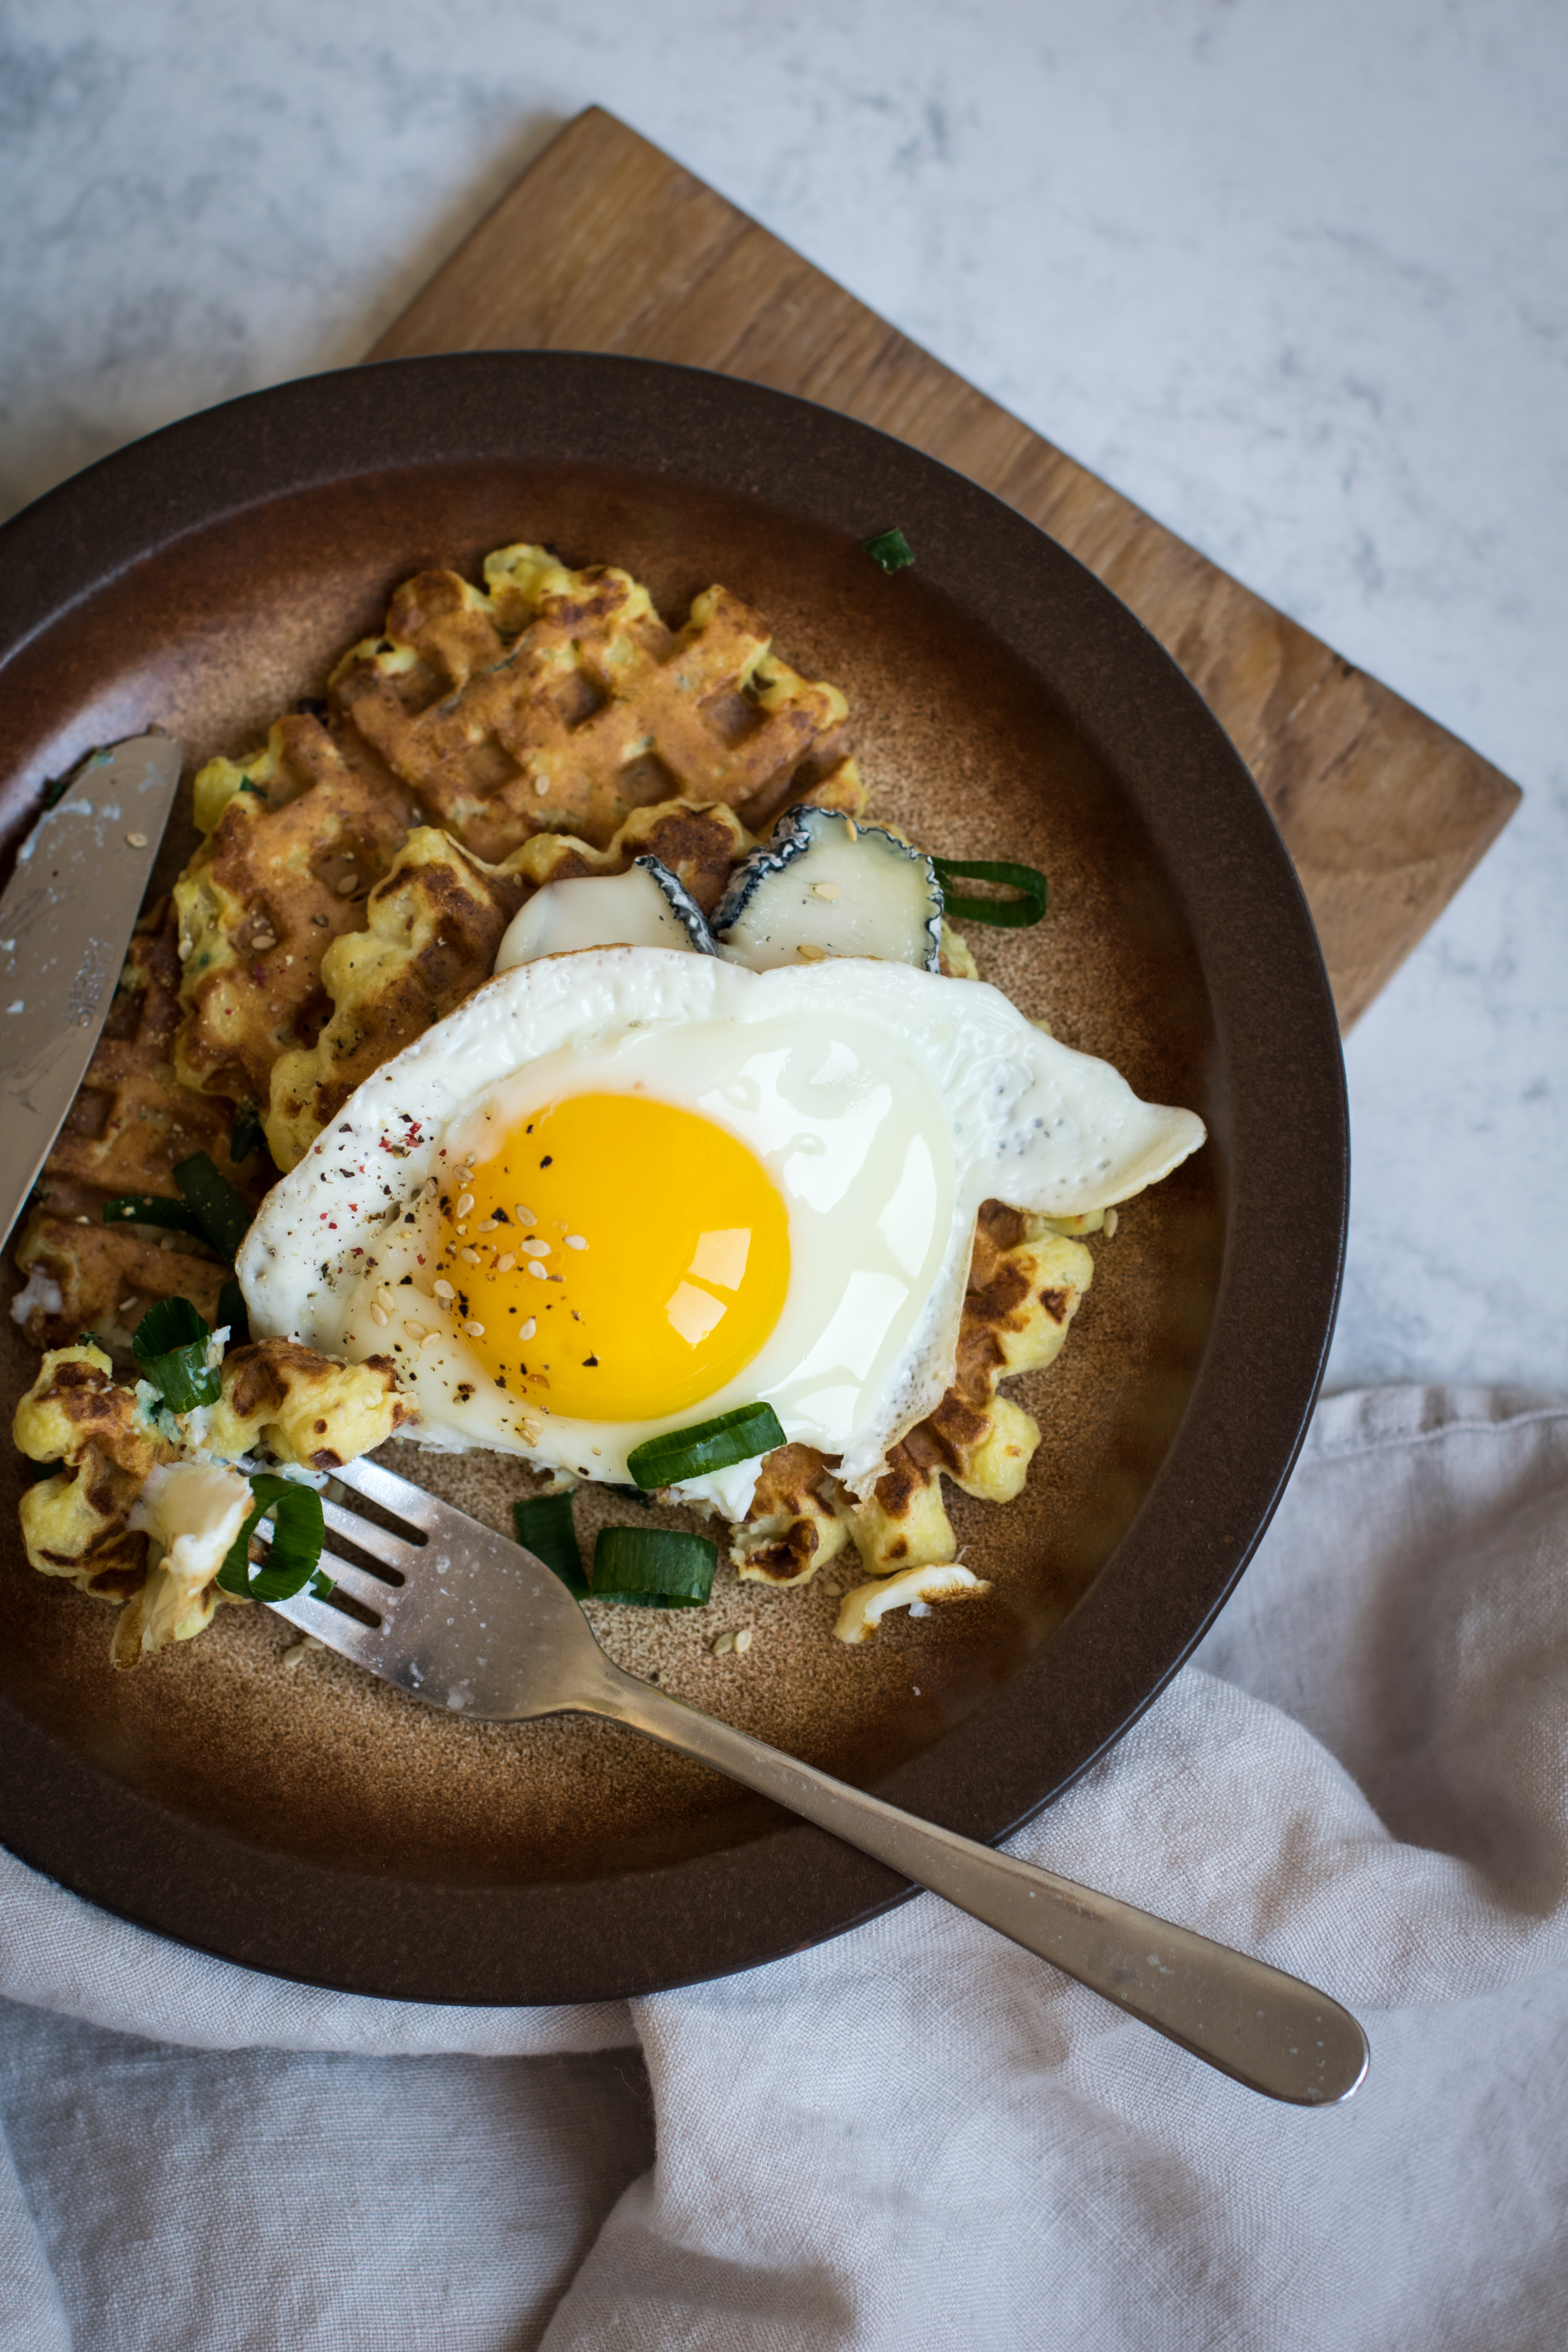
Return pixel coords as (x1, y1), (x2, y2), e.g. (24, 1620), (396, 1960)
(624, 1402), (786, 1492)
(230, 1102), (265, 1163)
(931, 857), (1049, 929)
(591, 1525), (717, 1608)
(513, 1492), (589, 1598)
(102, 1194), (204, 1237)
(862, 527), (915, 573)
(131, 1296), (220, 1413)
(216, 1474), (327, 1602)
(173, 1151), (253, 1259)
(216, 1276), (250, 1347)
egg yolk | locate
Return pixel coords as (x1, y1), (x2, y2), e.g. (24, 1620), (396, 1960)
(435, 1092), (791, 1422)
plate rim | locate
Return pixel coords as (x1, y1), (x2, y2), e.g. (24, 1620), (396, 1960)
(0, 351), (1347, 2004)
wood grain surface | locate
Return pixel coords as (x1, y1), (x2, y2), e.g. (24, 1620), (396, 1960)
(369, 107), (1520, 1028)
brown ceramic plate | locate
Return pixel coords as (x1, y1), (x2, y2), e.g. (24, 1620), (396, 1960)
(0, 354), (1344, 2004)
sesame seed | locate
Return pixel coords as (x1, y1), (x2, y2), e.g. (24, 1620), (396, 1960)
(812, 881), (841, 900)
(476, 1218), (498, 1233)
(527, 1261), (547, 1281)
(711, 1631), (735, 1656)
(369, 1303), (390, 1327)
(456, 1192), (475, 1218)
(433, 1279), (456, 1300)
(126, 831), (148, 848)
(522, 1238), (551, 1257)
(375, 1285), (394, 1311)
(404, 1320), (428, 1341)
(845, 818), (858, 840)
(1104, 1207), (1120, 1237)
(459, 1247), (480, 1264)
(464, 1320), (484, 1338)
(311, 913), (329, 927)
(734, 1626), (754, 1655)
(453, 1167), (473, 1182)
(533, 777), (550, 797)
(495, 1252), (517, 1272)
(514, 1204), (535, 1225)
(420, 1328), (441, 1350)
(564, 1234), (587, 1250)
(422, 1179), (439, 1200)
(519, 1318), (536, 1340)
(796, 942), (826, 962)
(335, 873), (358, 896)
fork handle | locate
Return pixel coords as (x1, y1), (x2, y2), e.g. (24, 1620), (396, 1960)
(580, 1659), (1367, 2106)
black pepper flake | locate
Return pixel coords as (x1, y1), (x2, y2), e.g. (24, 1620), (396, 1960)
(539, 1155), (553, 1167)
(582, 1354), (599, 1367)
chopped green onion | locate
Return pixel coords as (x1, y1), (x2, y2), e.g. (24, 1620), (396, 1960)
(513, 1492), (588, 1598)
(591, 1525), (717, 1608)
(862, 527), (915, 573)
(216, 1276), (250, 1347)
(230, 1102), (265, 1163)
(624, 1402), (786, 1492)
(217, 1474), (326, 1602)
(173, 1151), (253, 1259)
(102, 1194), (204, 1237)
(931, 857), (1049, 929)
(131, 1296), (220, 1413)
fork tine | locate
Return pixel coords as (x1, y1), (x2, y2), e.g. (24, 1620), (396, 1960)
(310, 1547), (399, 1615)
(330, 1454), (446, 1535)
(320, 1495), (418, 1579)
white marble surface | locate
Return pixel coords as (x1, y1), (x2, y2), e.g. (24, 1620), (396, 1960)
(3, 0), (1564, 1391)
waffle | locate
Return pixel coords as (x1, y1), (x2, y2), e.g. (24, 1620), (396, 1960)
(15, 1338), (412, 1659)
(263, 799), (759, 1169)
(174, 713), (421, 1107)
(328, 544), (864, 862)
(13, 913), (270, 1352)
(14, 1345), (174, 1599)
(733, 1203), (1094, 1586)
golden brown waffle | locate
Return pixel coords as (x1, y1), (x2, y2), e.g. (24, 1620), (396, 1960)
(175, 713), (421, 1106)
(264, 827), (529, 1169)
(14, 1345), (174, 1599)
(734, 1202), (1095, 1586)
(208, 1339), (412, 1469)
(264, 799), (759, 1169)
(328, 544), (864, 861)
(13, 913), (271, 1352)
(15, 1339), (412, 1660)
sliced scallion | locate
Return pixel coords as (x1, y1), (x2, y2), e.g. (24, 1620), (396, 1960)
(174, 1150), (253, 1258)
(216, 1276), (250, 1347)
(591, 1525), (717, 1608)
(931, 856), (1049, 929)
(131, 1296), (220, 1413)
(513, 1492), (588, 1598)
(217, 1474), (327, 1602)
(624, 1402), (786, 1492)
(102, 1194), (204, 1237)
(862, 527), (915, 574)
(230, 1102), (265, 1163)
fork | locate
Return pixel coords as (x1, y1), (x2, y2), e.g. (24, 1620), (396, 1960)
(270, 1455), (1369, 2105)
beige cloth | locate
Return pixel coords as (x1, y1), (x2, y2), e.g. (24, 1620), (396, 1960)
(2, 1382), (1566, 2347)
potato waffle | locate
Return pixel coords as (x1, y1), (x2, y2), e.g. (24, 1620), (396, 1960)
(14, 1339), (414, 1661)
(13, 913), (270, 1352)
(263, 799), (760, 1169)
(174, 713), (421, 1108)
(328, 544), (864, 862)
(733, 1203), (1094, 1586)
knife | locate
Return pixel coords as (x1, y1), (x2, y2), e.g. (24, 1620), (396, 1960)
(0, 734), (183, 1249)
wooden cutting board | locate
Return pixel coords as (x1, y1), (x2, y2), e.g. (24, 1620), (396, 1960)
(369, 107), (1519, 1028)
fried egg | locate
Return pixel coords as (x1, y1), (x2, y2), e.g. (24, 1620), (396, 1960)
(239, 950), (1204, 1514)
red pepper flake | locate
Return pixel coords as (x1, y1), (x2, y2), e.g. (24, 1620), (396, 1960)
(327, 1222), (338, 1230)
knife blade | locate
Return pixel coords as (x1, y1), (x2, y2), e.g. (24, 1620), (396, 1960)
(0, 734), (183, 1250)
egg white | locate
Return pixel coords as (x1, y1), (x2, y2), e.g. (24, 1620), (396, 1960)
(239, 949), (1204, 1507)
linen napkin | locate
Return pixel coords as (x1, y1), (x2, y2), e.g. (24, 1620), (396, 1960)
(2, 1381), (1566, 2349)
